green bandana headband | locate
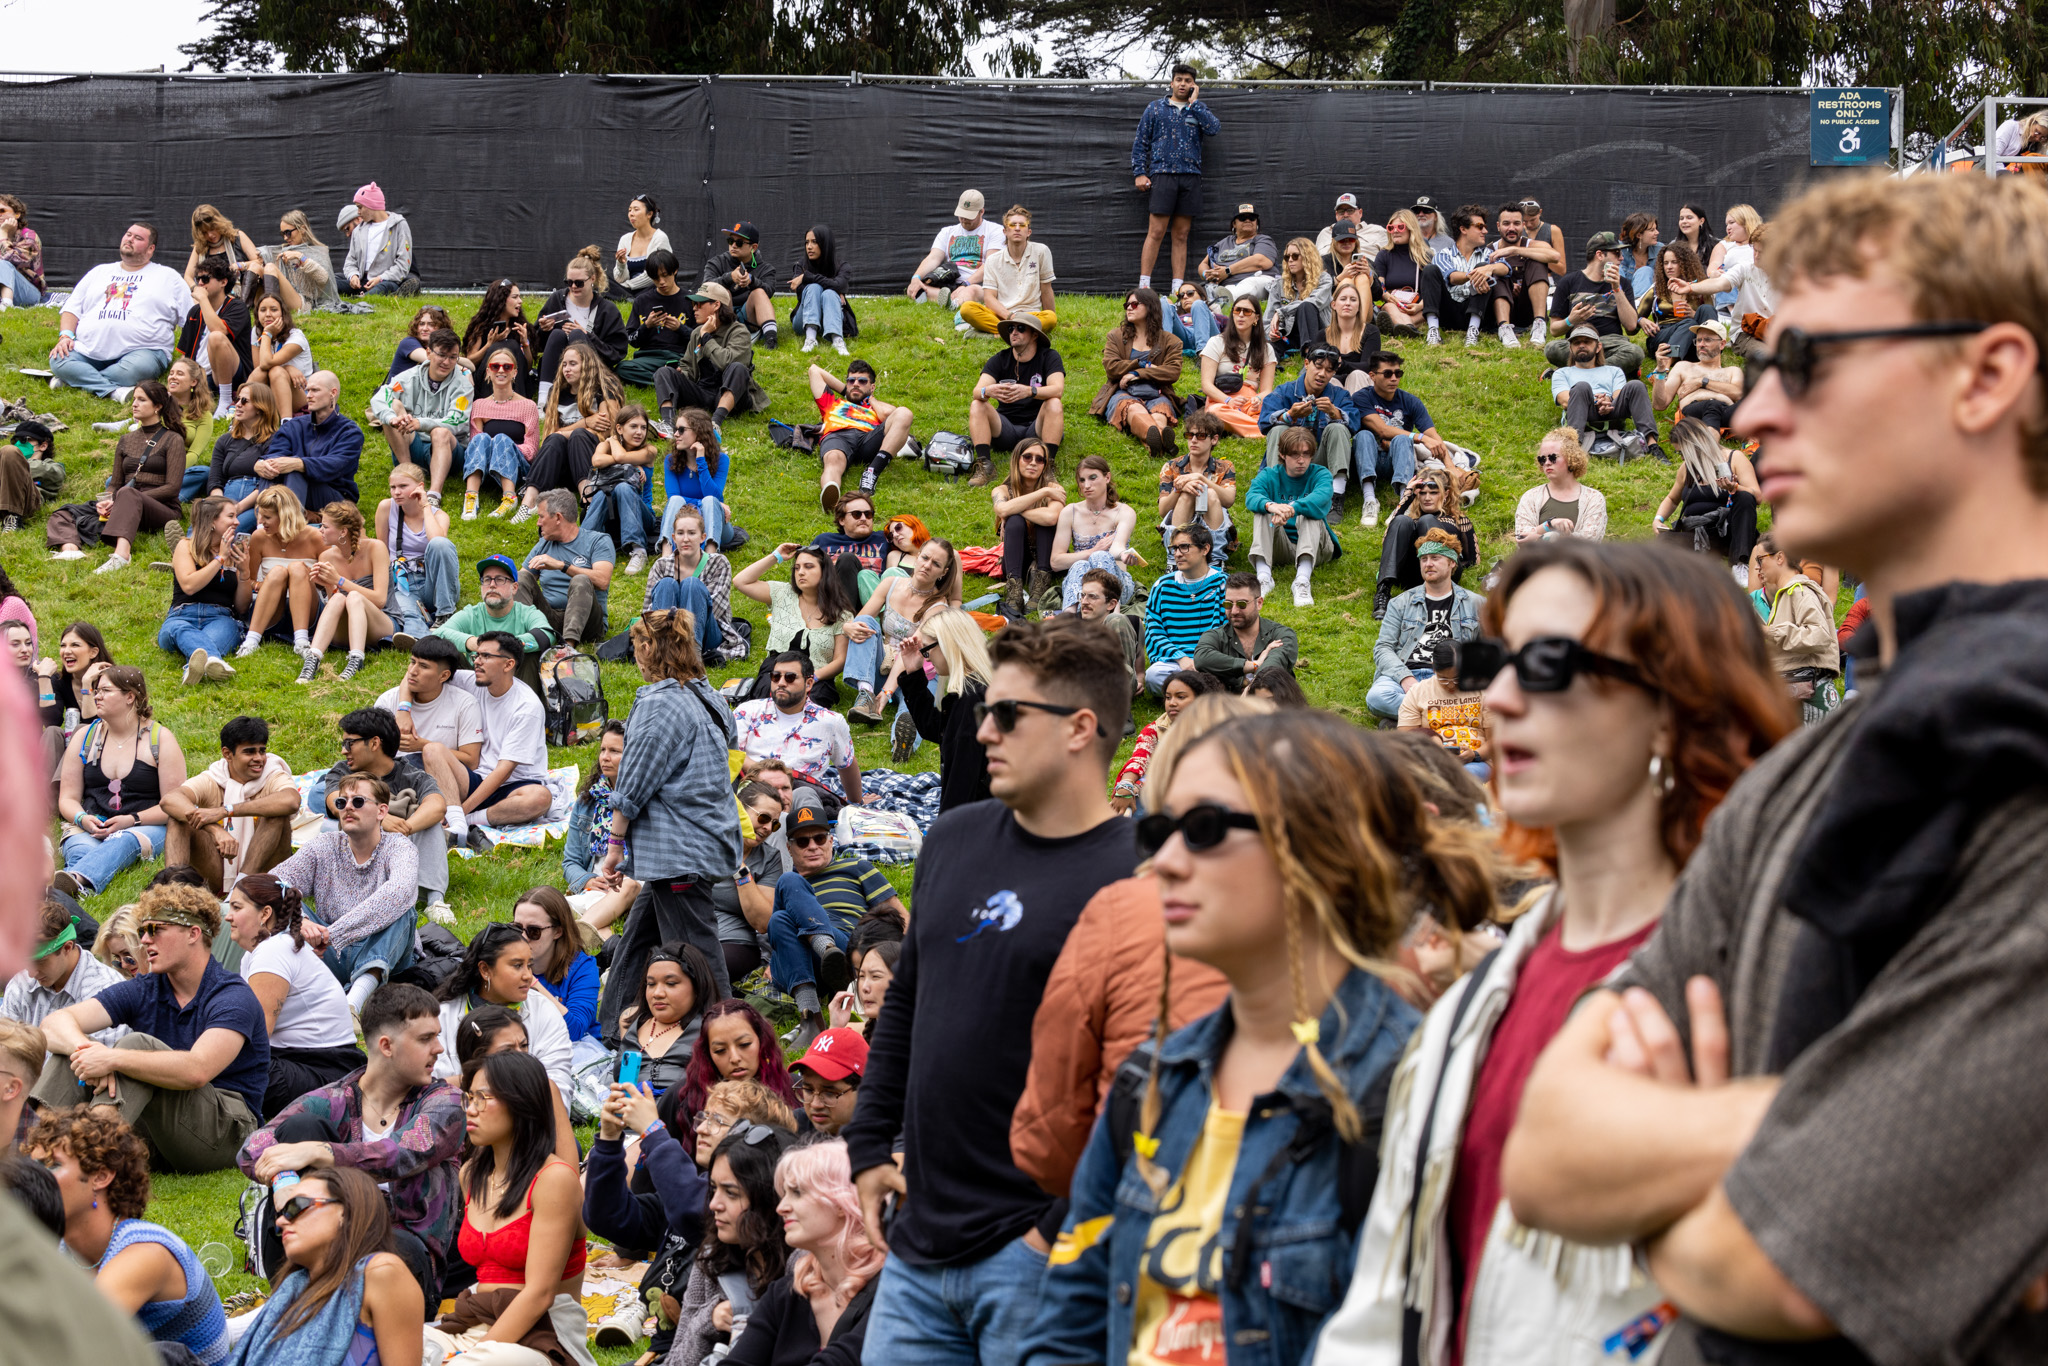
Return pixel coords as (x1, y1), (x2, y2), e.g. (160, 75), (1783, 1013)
(33, 923), (77, 960)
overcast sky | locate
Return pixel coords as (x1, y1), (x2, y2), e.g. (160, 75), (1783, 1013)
(0, 0), (219, 72)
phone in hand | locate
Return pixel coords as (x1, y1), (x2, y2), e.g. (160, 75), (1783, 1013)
(618, 1052), (643, 1087)
(538, 310), (570, 327)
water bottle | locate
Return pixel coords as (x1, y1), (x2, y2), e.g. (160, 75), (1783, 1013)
(63, 707), (79, 737)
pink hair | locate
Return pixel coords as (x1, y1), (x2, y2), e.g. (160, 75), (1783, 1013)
(778, 1139), (883, 1305)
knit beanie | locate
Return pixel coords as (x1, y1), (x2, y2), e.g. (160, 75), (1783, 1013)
(353, 182), (387, 214)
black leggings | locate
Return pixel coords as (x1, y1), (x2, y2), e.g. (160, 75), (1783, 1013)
(260, 1113), (441, 1299)
(261, 1043), (365, 1121)
(527, 427), (602, 498)
(656, 361), (754, 415)
(1001, 514), (1056, 579)
(723, 939), (762, 985)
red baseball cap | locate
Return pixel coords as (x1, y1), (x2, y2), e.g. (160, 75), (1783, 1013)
(794, 1027), (868, 1082)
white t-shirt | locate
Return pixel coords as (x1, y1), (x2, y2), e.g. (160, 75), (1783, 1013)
(281, 326), (315, 378)
(1200, 333), (1249, 377)
(1725, 259), (1777, 320)
(242, 933), (357, 1050)
(377, 683), (483, 755)
(65, 261), (191, 357)
(565, 297), (596, 330)
(448, 672), (549, 783)
(929, 221), (1005, 279)
(982, 241), (1057, 314)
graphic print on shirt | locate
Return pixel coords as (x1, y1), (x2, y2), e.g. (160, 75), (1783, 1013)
(97, 276), (141, 318)
(1129, 1102), (1244, 1366)
(954, 890), (1024, 942)
(1424, 694), (1485, 752)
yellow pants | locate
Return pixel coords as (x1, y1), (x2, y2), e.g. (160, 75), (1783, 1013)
(958, 303), (1058, 335)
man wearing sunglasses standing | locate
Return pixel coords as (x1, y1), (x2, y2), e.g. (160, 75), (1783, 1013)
(848, 617), (1136, 1366)
(271, 772), (419, 1014)
(1505, 173), (2048, 1363)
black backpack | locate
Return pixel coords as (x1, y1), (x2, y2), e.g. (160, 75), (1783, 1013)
(392, 922), (465, 993)
(541, 648), (609, 746)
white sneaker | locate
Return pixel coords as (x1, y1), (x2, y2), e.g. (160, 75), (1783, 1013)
(1361, 495), (1381, 528)
(955, 321), (973, 336)
(50, 545), (85, 561)
(1254, 569), (1275, 600)
(110, 386), (134, 404)
(1732, 563), (1750, 588)
(1499, 323), (1522, 349)
(1426, 322), (1442, 346)
(183, 649), (209, 685)
(832, 337), (849, 356)
(235, 632), (262, 658)
(424, 899), (456, 926)
(1465, 320), (1482, 347)
(205, 656), (235, 681)
(92, 554), (129, 575)
(48, 375), (61, 390)
(1528, 320), (1546, 347)
(624, 547), (648, 575)
(1292, 578), (1315, 607)
(91, 420), (132, 434)
(800, 332), (818, 353)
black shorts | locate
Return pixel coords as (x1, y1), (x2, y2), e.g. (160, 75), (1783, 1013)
(1147, 173), (1203, 221)
(819, 426), (886, 466)
(461, 768), (546, 810)
(992, 410), (1049, 452)
(1681, 396), (1737, 432)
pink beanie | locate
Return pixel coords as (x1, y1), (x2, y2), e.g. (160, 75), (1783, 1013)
(353, 181), (387, 213)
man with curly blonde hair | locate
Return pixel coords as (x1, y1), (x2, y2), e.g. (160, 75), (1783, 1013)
(34, 882), (269, 1172)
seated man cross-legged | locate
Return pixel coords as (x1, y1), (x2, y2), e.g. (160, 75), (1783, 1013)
(967, 315), (1065, 488)
(270, 771), (420, 1013)
(769, 803), (907, 1050)
(160, 714), (299, 896)
(321, 706), (453, 921)
(33, 882), (271, 1173)
(49, 223), (190, 400)
(1245, 426), (1338, 606)
(419, 632), (555, 840)
(1552, 323), (1662, 457)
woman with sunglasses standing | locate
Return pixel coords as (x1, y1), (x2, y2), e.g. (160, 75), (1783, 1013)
(1512, 427), (1607, 543)
(1024, 711), (1448, 1366)
(427, 1050), (596, 1366)
(1312, 540), (1790, 1366)
(1653, 415), (1761, 579)
(224, 1166), (424, 1366)
(434, 923), (575, 1105)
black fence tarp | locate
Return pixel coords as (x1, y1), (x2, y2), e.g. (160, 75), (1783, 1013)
(2, 75), (1836, 293)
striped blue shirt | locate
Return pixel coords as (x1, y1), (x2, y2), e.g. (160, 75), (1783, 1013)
(1143, 568), (1227, 664)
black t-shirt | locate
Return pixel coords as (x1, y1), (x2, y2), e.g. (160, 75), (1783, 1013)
(319, 755), (441, 818)
(979, 346), (1065, 425)
(1548, 268), (1626, 337)
(209, 432), (267, 486)
(180, 297), (255, 386)
(628, 286), (691, 353)
(841, 800), (1139, 1267)
(1408, 589), (1457, 669)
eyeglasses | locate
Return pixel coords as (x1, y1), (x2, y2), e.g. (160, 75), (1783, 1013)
(276, 1194), (340, 1223)
(234, 393), (254, 405)
(486, 363), (516, 374)
(1135, 803), (1262, 857)
(335, 795), (376, 810)
(472, 651), (511, 664)
(795, 1080), (856, 1102)
(1454, 635), (1651, 694)
(790, 832), (831, 849)
(463, 1089), (499, 1112)
(1739, 322), (1989, 403)
(696, 1110), (736, 1131)
(974, 697), (1107, 738)
(479, 576), (514, 588)
(1283, 252), (1303, 261)
(1170, 541), (1200, 554)
(516, 923), (548, 941)
(918, 639), (940, 658)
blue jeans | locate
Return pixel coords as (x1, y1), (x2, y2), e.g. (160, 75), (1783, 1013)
(1143, 658), (1185, 696)
(658, 495), (727, 549)
(389, 536), (462, 629)
(58, 825), (167, 897)
(403, 430), (464, 464)
(1355, 429), (1419, 489)
(464, 432), (525, 488)
(1366, 668), (1431, 721)
(1060, 550), (1135, 611)
(178, 464), (212, 502)
(316, 908), (416, 985)
(795, 283), (846, 338)
(862, 1232), (1050, 1366)
(1167, 304), (1220, 353)
(583, 483), (654, 550)
(765, 872), (846, 993)
(223, 476), (269, 533)
(845, 614), (885, 692)
(0, 261), (41, 306)
(158, 604), (243, 660)
(51, 347), (171, 398)
(647, 575), (725, 657)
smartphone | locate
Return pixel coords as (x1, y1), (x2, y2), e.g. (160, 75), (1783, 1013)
(538, 310), (570, 326)
(618, 1052), (643, 1087)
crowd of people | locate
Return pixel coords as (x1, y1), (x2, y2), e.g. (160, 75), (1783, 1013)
(0, 96), (2032, 1366)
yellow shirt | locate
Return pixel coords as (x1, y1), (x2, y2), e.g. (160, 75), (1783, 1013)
(1129, 1098), (1246, 1366)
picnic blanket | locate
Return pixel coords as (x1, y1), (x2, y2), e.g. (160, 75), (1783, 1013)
(286, 765), (582, 854)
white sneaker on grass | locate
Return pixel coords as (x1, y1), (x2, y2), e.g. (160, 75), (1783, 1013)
(1465, 319), (1482, 347)
(423, 899), (456, 927)
(92, 554), (129, 575)
(1292, 577), (1315, 607)
(624, 547), (647, 575)
(1499, 323), (1522, 348)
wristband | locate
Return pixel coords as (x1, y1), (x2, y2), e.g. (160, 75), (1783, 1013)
(640, 1119), (665, 1139)
(72, 811), (88, 828)
(771, 552), (784, 565)
(394, 701), (412, 711)
(59, 329), (75, 340)
(606, 836), (625, 847)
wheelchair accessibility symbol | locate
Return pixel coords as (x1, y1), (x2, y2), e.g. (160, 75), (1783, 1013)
(1839, 127), (1862, 154)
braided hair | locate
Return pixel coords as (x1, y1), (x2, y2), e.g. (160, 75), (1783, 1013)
(232, 872), (306, 951)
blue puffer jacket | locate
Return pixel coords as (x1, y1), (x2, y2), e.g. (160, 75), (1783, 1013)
(1021, 967), (1419, 1366)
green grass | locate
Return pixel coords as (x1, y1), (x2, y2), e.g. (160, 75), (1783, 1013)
(3, 291), (1680, 1343)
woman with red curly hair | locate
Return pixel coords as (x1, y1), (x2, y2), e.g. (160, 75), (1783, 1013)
(27, 1107), (230, 1363)
(1315, 538), (1793, 1366)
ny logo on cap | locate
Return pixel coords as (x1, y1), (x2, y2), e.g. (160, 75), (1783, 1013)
(814, 1033), (839, 1052)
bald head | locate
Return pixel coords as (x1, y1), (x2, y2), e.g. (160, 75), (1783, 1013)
(306, 371), (341, 419)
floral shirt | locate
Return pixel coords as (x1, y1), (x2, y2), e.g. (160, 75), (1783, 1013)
(237, 1069), (466, 1275)
(1157, 453), (1237, 499)
(733, 698), (855, 797)
(3, 226), (43, 291)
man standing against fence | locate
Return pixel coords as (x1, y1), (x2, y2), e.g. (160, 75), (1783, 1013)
(1132, 62), (1221, 298)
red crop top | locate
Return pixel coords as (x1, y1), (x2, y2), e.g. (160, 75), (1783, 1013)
(458, 1160), (589, 1285)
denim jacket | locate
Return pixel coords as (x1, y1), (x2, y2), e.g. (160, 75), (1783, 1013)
(1372, 583), (1485, 687)
(1022, 967), (1419, 1366)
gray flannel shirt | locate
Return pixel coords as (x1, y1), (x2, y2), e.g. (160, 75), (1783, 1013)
(614, 677), (744, 881)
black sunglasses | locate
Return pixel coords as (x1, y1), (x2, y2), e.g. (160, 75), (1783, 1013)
(727, 1120), (779, 1147)
(1136, 803), (1262, 857)
(515, 922), (548, 940)
(336, 794), (376, 809)
(974, 697), (1108, 738)
(1376, 368), (1404, 379)
(918, 639), (941, 658)
(1535, 453), (1561, 465)
(1455, 635), (1651, 694)
(276, 1194), (340, 1223)
(1741, 322), (1989, 403)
